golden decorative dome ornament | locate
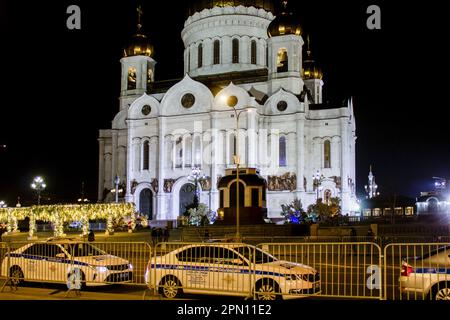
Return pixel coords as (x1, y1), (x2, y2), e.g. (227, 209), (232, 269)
(268, 1), (302, 37)
(123, 6), (154, 58)
(303, 36), (323, 80)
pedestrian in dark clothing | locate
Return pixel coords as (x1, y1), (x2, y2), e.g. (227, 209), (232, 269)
(88, 230), (95, 242)
(151, 227), (157, 246)
(367, 228), (375, 242)
(163, 227), (170, 242)
(204, 229), (210, 241)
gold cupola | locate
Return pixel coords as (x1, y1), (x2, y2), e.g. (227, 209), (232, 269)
(123, 6), (154, 58)
(303, 36), (323, 80)
(268, 1), (302, 37)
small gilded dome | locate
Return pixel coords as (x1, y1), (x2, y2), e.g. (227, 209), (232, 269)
(123, 6), (154, 58)
(123, 33), (154, 58)
(268, 1), (301, 37)
(303, 49), (323, 80)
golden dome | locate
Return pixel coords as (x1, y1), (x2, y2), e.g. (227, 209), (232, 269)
(268, 1), (301, 37)
(303, 41), (323, 80)
(123, 6), (154, 58)
(123, 33), (154, 58)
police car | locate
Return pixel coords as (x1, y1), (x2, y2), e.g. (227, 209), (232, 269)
(400, 245), (450, 300)
(0, 238), (133, 288)
(145, 244), (321, 300)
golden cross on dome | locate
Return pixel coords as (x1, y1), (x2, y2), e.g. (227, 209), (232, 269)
(137, 5), (143, 31)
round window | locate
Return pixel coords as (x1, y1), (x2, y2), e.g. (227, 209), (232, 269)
(227, 95), (239, 108)
(277, 101), (288, 112)
(181, 93), (196, 109)
(141, 105), (152, 116)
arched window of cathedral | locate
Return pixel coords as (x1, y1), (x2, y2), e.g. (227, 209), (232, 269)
(232, 38), (240, 64)
(198, 43), (203, 68)
(143, 141), (150, 170)
(277, 48), (288, 73)
(251, 40), (257, 65)
(185, 135), (192, 168)
(213, 40), (220, 65)
(279, 136), (287, 167)
(324, 140), (331, 168)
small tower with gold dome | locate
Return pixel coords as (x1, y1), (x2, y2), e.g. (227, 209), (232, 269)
(303, 36), (324, 104)
(267, 0), (304, 95)
(120, 6), (156, 110)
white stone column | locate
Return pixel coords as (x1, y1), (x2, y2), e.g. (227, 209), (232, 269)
(98, 139), (105, 201)
(296, 114), (305, 192)
(157, 118), (166, 220)
(241, 36), (250, 64)
(340, 118), (350, 213)
(126, 124), (133, 202)
(111, 131), (118, 189)
(222, 36), (232, 65)
(204, 38), (213, 68)
(210, 113), (219, 212)
(247, 108), (257, 167)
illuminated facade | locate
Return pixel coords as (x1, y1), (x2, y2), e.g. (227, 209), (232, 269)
(98, 1), (357, 223)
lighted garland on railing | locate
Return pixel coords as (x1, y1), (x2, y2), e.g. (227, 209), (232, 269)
(0, 203), (136, 237)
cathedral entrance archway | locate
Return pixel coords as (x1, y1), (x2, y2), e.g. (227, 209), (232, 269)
(179, 183), (196, 217)
(139, 188), (153, 220)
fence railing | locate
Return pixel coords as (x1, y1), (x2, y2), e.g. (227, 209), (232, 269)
(1, 239), (449, 301)
(0, 241), (151, 293)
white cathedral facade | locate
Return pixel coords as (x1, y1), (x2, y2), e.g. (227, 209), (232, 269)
(98, 1), (357, 223)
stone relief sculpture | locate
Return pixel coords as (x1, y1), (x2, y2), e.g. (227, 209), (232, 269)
(268, 173), (297, 192)
(164, 179), (176, 193)
(199, 177), (212, 191)
(151, 178), (158, 193)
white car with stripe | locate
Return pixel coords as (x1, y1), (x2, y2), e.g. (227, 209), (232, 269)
(145, 244), (321, 300)
(1, 239), (133, 288)
(400, 245), (450, 300)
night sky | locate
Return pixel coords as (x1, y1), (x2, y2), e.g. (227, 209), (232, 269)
(0, 0), (448, 206)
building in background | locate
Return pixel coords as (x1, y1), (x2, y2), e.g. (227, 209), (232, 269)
(98, 1), (358, 223)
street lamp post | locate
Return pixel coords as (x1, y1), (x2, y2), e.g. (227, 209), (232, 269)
(31, 176), (46, 206)
(221, 95), (252, 242)
(313, 170), (324, 202)
(188, 167), (206, 205)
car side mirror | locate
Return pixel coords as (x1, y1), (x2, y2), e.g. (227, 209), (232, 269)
(56, 253), (66, 259)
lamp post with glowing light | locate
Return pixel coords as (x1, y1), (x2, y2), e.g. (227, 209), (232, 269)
(221, 95), (252, 241)
(31, 176), (46, 206)
(188, 167), (206, 207)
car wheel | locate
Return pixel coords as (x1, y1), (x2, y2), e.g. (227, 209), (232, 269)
(159, 275), (182, 299)
(255, 279), (281, 301)
(9, 266), (24, 286)
(432, 283), (450, 300)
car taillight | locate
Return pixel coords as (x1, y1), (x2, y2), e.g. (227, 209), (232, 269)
(401, 263), (413, 276)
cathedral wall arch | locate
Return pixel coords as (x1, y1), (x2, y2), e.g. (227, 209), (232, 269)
(129, 94), (161, 119)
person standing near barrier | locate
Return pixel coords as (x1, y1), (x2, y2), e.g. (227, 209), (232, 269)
(88, 230), (95, 242)
(156, 228), (162, 244)
(367, 227), (375, 242)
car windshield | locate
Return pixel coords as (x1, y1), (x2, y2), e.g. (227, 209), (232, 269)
(234, 246), (278, 264)
(417, 245), (450, 260)
(62, 243), (107, 257)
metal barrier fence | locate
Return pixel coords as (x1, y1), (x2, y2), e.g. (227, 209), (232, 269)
(0, 240), (151, 293)
(257, 243), (382, 300)
(384, 243), (450, 301)
(149, 242), (382, 300)
(0, 242), (7, 282)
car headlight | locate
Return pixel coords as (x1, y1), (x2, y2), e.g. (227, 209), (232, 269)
(128, 263), (133, 270)
(96, 266), (108, 273)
